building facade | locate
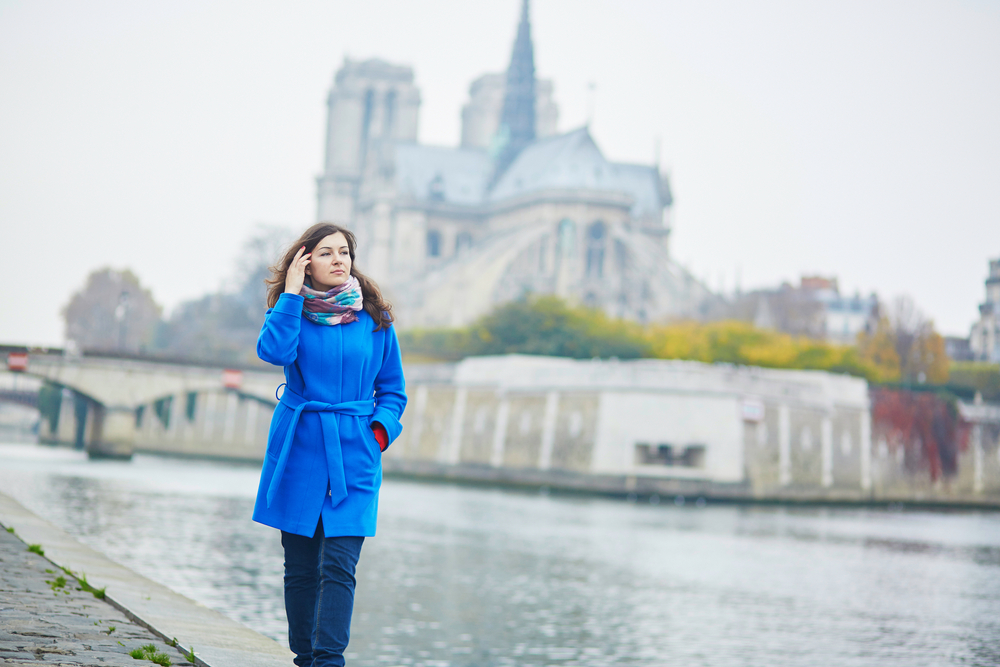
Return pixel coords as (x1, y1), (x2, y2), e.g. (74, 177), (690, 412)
(314, 0), (714, 329)
(970, 258), (1000, 363)
(722, 275), (878, 344)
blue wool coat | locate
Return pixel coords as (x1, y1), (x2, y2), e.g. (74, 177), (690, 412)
(251, 293), (406, 537)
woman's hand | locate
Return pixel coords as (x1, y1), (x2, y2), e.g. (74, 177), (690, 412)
(284, 246), (311, 295)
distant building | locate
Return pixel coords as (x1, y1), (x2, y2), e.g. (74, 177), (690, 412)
(809, 278), (880, 345)
(314, 0), (715, 328)
(944, 336), (974, 362)
(722, 276), (878, 344)
(970, 258), (1000, 363)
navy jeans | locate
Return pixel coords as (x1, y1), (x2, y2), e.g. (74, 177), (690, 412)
(281, 521), (365, 667)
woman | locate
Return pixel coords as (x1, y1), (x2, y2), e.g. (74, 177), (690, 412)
(252, 222), (406, 667)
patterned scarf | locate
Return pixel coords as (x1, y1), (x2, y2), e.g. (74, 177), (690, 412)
(300, 276), (364, 326)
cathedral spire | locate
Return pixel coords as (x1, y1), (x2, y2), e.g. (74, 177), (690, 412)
(493, 0), (537, 180)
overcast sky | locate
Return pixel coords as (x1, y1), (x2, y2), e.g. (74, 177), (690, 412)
(1, 0), (997, 346)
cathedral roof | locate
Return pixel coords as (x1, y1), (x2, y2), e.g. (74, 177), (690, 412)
(488, 127), (667, 219)
(393, 127), (669, 219)
(394, 144), (492, 206)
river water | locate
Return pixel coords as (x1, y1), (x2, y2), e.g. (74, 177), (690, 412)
(0, 443), (998, 667)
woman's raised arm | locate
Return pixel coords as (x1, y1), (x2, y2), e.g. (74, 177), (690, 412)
(258, 246), (311, 366)
(257, 293), (303, 366)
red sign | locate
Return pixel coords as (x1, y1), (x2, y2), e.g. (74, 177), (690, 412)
(222, 369), (243, 390)
(6, 352), (27, 372)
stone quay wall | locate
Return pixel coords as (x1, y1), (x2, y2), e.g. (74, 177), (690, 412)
(386, 356), (1000, 506)
(30, 354), (1000, 506)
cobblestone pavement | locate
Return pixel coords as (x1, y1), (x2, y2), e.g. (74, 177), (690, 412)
(0, 526), (195, 667)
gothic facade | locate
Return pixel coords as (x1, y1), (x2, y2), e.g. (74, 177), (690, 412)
(316, 1), (714, 328)
(970, 258), (1000, 363)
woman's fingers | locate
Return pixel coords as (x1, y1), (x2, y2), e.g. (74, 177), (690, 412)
(285, 247), (311, 294)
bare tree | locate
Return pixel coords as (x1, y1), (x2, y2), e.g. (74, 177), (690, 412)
(235, 224), (296, 313)
(62, 268), (162, 353)
(151, 224), (295, 364)
(884, 295), (948, 384)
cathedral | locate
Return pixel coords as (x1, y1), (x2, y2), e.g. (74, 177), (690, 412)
(315, 0), (714, 328)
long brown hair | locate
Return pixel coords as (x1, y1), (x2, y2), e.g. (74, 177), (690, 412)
(265, 223), (394, 331)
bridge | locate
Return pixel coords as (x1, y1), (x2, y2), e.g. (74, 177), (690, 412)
(2, 345), (283, 459)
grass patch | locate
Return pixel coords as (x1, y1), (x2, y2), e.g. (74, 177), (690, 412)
(27, 544), (44, 556)
(76, 572), (106, 600)
(5, 526), (14, 533)
(45, 575), (70, 595)
(60, 566), (107, 600)
(167, 637), (194, 664)
(129, 643), (171, 666)
(105, 625), (116, 635)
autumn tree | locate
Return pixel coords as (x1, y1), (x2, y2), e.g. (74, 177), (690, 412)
(401, 297), (883, 380)
(401, 296), (649, 360)
(62, 268), (162, 353)
(645, 320), (880, 380)
(858, 296), (949, 384)
(855, 316), (901, 382)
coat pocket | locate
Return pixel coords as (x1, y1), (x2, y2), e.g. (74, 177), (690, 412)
(264, 404), (294, 460)
(359, 416), (382, 455)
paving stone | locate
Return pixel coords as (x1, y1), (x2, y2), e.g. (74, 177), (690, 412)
(0, 530), (193, 667)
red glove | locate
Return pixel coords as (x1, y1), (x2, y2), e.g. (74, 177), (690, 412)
(372, 422), (388, 452)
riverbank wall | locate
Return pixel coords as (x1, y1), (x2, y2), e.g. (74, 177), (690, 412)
(19, 354), (1000, 507)
(383, 356), (1000, 507)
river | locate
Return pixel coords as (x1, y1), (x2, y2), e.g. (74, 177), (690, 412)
(0, 442), (998, 667)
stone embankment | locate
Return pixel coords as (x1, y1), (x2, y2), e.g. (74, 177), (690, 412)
(0, 493), (292, 667)
(0, 525), (192, 666)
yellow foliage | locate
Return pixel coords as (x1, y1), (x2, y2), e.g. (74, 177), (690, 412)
(911, 331), (949, 384)
(644, 320), (883, 380)
(855, 317), (901, 383)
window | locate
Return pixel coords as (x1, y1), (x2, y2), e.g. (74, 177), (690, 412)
(586, 221), (606, 276)
(558, 219), (575, 258)
(359, 89), (375, 161)
(153, 396), (172, 429)
(635, 443), (706, 468)
(427, 230), (442, 257)
(383, 90), (396, 137)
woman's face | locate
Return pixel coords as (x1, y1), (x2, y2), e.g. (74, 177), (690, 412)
(305, 232), (352, 291)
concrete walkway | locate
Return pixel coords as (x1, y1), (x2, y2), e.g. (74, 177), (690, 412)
(0, 493), (292, 667)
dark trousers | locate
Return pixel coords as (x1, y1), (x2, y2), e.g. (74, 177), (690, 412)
(281, 521), (365, 667)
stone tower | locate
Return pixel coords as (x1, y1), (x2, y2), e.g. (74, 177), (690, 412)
(315, 59), (421, 224)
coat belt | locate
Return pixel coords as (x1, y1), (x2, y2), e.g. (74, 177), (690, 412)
(266, 385), (374, 508)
